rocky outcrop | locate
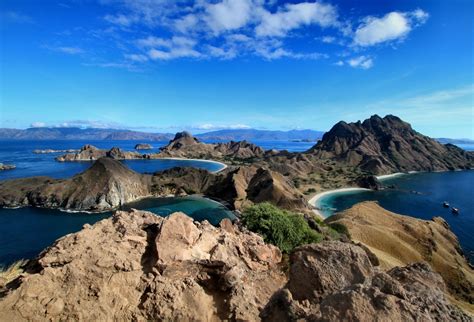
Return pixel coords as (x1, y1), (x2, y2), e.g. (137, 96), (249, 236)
(261, 241), (471, 321)
(0, 158), (151, 211)
(0, 210), (285, 321)
(353, 174), (383, 190)
(56, 145), (144, 161)
(327, 202), (474, 312)
(308, 115), (474, 174)
(134, 143), (153, 150)
(0, 163), (15, 171)
(158, 132), (265, 160)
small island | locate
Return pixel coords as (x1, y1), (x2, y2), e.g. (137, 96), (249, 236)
(0, 163), (16, 171)
(134, 143), (153, 150)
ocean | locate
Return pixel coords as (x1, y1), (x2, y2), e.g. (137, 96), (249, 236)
(317, 170), (474, 263)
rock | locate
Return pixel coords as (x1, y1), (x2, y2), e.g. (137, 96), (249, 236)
(134, 143), (153, 150)
(0, 163), (15, 171)
(56, 145), (144, 162)
(0, 210), (285, 321)
(261, 241), (471, 321)
(308, 115), (474, 174)
(353, 174), (383, 190)
(326, 201), (474, 311)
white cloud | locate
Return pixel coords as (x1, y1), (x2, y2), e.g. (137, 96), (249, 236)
(104, 13), (136, 27)
(139, 36), (201, 60)
(354, 9), (429, 47)
(347, 55), (373, 69)
(194, 123), (252, 130)
(205, 0), (253, 34)
(30, 122), (46, 128)
(124, 53), (149, 62)
(255, 2), (338, 37)
(45, 46), (84, 55)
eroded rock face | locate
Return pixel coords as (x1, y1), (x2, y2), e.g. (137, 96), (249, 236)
(0, 210), (285, 321)
(308, 115), (474, 174)
(261, 242), (471, 321)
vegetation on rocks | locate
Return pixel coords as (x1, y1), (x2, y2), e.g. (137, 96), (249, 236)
(241, 202), (322, 253)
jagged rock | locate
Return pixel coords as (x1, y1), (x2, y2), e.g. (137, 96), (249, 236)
(0, 210), (285, 321)
(308, 115), (474, 174)
(261, 241), (471, 321)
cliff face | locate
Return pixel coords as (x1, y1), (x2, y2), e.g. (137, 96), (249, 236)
(0, 211), (469, 320)
(309, 115), (474, 174)
(327, 201), (474, 312)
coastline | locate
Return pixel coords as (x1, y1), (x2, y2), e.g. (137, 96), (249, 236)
(160, 157), (228, 173)
(375, 172), (406, 180)
(308, 187), (370, 219)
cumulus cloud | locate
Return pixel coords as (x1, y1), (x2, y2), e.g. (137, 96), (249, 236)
(255, 2), (339, 37)
(205, 0), (253, 34)
(347, 56), (373, 69)
(194, 123), (252, 130)
(354, 9), (429, 46)
(30, 120), (126, 129)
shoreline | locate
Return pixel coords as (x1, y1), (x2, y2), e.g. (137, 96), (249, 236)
(375, 172), (406, 180)
(159, 157), (228, 173)
(308, 187), (370, 219)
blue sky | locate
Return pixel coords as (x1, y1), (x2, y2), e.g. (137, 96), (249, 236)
(0, 0), (472, 138)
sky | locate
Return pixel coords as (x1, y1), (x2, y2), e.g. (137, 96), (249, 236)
(0, 0), (473, 138)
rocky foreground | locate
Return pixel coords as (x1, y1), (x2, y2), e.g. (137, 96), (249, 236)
(0, 210), (470, 321)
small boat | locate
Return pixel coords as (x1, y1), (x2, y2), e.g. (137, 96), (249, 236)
(451, 207), (459, 214)
(443, 202), (450, 208)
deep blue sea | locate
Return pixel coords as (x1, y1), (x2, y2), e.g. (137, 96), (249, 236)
(317, 170), (474, 263)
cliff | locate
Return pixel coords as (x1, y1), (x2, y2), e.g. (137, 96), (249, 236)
(308, 115), (474, 174)
(327, 201), (474, 313)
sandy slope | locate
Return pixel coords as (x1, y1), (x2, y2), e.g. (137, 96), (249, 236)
(326, 201), (474, 314)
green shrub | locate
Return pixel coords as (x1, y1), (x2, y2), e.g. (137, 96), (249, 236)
(241, 203), (322, 253)
(328, 222), (350, 238)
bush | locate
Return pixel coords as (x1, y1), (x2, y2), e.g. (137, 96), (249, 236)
(328, 222), (351, 238)
(241, 203), (322, 253)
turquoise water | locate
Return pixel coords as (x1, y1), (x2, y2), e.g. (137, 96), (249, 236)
(317, 170), (474, 263)
(0, 196), (235, 266)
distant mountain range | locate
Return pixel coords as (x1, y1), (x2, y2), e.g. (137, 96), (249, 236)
(0, 127), (325, 142)
(435, 138), (474, 145)
(195, 129), (325, 141)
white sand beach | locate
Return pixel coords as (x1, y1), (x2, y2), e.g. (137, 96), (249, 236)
(376, 172), (406, 180)
(161, 157), (228, 173)
(308, 187), (370, 219)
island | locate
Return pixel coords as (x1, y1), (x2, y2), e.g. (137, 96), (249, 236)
(0, 163), (16, 171)
(134, 143), (153, 150)
(1, 115), (473, 318)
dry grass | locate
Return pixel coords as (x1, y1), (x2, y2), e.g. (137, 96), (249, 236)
(0, 259), (27, 287)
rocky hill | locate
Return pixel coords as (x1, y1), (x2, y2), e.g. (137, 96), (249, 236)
(56, 145), (146, 161)
(159, 131), (265, 160)
(0, 157), (308, 212)
(0, 158), (152, 211)
(327, 202), (474, 313)
(0, 211), (469, 320)
(308, 115), (474, 174)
